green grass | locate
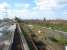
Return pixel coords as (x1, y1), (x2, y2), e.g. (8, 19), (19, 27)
(28, 23), (67, 32)
(49, 36), (67, 44)
(27, 24), (67, 44)
(19, 22), (67, 45)
(57, 37), (67, 44)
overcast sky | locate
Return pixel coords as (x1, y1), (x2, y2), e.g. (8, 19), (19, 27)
(0, 0), (67, 19)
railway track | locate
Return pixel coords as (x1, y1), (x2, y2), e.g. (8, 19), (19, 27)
(11, 24), (24, 50)
(11, 24), (29, 50)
